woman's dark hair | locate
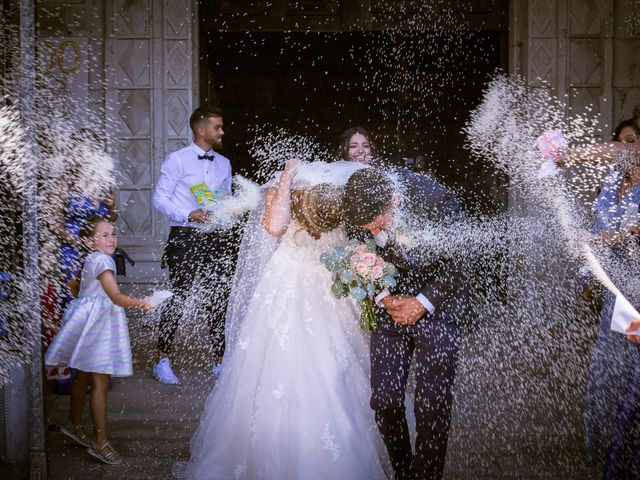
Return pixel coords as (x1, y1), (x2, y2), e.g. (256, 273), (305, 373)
(291, 183), (344, 239)
(336, 126), (374, 161)
(613, 118), (638, 142)
(343, 168), (395, 226)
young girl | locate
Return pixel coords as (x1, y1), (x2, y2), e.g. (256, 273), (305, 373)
(45, 215), (153, 465)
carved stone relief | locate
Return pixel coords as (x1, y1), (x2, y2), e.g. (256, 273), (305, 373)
(116, 40), (151, 87)
(569, 38), (602, 85)
(114, 0), (150, 35)
(166, 0), (190, 35)
(118, 138), (152, 185)
(569, 0), (601, 35)
(528, 39), (555, 85)
(529, 0), (556, 37)
(118, 189), (153, 235)
(166, 40), (189, 87)
(117, 89), (151, 136)
(166, 90), (190, 137)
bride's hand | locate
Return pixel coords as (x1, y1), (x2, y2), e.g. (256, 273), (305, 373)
(282, 158), (302, 179)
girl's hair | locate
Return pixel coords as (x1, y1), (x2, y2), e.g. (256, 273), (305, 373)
(75, 215), (111, 281)
(336, 126), (374, 161)
(80, 215), (110, 243)
(613, 118), (638, 141)
(291, 183), (344, 239)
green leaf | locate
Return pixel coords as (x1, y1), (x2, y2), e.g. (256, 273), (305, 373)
(331, 280), (348, 298)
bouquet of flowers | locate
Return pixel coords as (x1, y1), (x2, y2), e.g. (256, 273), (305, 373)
(320, 239), (399, 333)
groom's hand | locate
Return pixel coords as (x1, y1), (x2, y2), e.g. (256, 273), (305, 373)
(626, 319), (640, 344)
(381, 294), (426, 326)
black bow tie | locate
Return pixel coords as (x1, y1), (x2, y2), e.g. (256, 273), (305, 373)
(198, 153), (215, 161)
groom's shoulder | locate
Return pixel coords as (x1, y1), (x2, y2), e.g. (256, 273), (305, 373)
(395, 168), (454, 198)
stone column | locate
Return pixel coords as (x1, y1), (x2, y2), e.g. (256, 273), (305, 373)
(18, 0), (47, 478)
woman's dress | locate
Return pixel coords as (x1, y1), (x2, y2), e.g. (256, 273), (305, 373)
(584, 169), (640, 463)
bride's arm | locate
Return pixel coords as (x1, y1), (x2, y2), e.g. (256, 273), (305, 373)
(261, 159), (300, 237)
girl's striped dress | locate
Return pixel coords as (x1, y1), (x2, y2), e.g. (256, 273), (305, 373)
(45, 252), (132, 376)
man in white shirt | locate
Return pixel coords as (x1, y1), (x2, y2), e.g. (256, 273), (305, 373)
(152, 107), (234, 384)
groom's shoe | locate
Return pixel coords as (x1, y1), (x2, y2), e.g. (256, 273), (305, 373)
(153, 358), (179, 385)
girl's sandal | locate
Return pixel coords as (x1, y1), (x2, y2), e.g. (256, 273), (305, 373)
(87, 439), (123, 465)
(59, 422), (91, 448)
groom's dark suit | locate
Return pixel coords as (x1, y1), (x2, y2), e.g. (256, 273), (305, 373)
(349, 169), (466, 480)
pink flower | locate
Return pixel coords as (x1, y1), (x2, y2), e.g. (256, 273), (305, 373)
(362, 253), (376, 267)
(355, 244), (367, 254)
(356, 263), (369, 276)
(371, 265), (384, 279)
(350, 253), (361, 264)
(375, 257), (385, 267)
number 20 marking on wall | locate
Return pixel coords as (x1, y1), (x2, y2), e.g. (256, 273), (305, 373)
(43, 40), (81, 75)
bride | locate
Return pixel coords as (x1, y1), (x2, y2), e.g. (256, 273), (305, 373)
(178, 159), (391, 479)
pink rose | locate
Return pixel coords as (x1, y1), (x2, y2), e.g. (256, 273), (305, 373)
(355, 244), (367, 254)
(356, 263), (369, 276)
(371, 265), (384, 279)
(362, 253), (376, 267)
(350, 253), (361, 264)
(375, 257), (385, 267)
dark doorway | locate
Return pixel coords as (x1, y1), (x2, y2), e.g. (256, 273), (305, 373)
(200, 29), (508, 211)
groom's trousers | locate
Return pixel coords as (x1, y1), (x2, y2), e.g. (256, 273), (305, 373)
(370, 312), (459, 480)
(157, 226), (238, 359)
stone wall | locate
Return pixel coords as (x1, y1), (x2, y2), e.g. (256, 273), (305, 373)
(510, 0), (640, 136)
(36, 0), (197, 288)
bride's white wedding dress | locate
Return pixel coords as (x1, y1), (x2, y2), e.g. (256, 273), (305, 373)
(180, 221), (390, 480)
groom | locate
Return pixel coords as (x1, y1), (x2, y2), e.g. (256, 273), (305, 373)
(343, 168), (466, 480)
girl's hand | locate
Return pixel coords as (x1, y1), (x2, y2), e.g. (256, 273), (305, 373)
(140, 298), (156, 312)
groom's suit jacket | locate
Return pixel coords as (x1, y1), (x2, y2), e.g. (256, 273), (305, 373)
(348, 168), (468, 323)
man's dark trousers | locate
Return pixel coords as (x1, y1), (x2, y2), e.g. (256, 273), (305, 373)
(370, 312), (459, 480)
(158, 226), (236, 360)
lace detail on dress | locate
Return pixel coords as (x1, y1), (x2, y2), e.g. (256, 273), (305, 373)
(322, 422), (340, 462)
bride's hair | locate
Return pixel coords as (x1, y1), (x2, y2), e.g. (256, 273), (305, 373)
(291, 183), (343, 239)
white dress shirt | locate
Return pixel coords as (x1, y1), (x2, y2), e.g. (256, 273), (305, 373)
(372, 231), (436, 315)
(153, 143), (232, 228)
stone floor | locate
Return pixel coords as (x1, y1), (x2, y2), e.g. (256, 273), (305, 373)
(44, 313), (604, 479)
(46, 313), (213, 480)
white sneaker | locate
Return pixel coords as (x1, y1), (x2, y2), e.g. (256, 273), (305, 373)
(212, 363), (224, 379)
(153, 358), (179, 385)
